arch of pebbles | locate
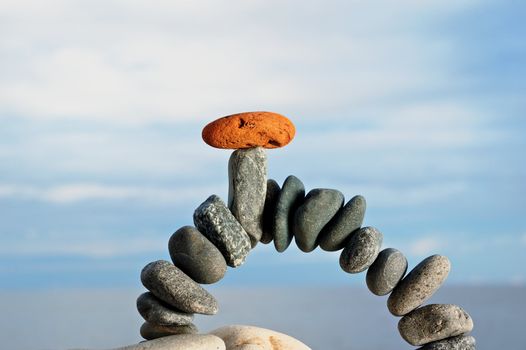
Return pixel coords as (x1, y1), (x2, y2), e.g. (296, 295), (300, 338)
(137, 147), (476, 349)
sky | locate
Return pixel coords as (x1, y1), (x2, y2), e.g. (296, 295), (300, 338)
(1, 0), (525, 289)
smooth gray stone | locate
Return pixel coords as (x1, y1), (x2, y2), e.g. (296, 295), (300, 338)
(273, 175), (305, 252)
(228, 147), (267, 247)
(339, 226), (382, 273)
(141, 260), (219, 315)
(260, 179), (281, 244)
(137, 292), (193, 326)
(398, 304), (474, 346)
(114, 334), (226, 350)
(168, 226), (227, 284)
(417, 335), (476, 350)
(193, 195), (251, 267)
(366, 248), (408, 296)
(318, 195), (366, 251)
(388, 255), (451, 316)
(140, 322), (198, 340)
(293, 189), (344, 252)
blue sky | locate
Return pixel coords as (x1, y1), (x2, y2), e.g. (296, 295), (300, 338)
(1, 0), (525, 289)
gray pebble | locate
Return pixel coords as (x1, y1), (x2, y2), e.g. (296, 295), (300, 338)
(366, 248), (408, 296)
(388, 255), (451, 316)
(168, 226), (227, 284)
(273, 175), (305, 252)
(293, 189), (344, 252)
(260, 179), (281, 244)
(318, 195), (366, 251)
(417, 335), (476, 350)
(136, 292), (193, 326)
(141, 260), (219, 315)
(140, 321), (198, 340)
(193, 195), (251, 267)
(228, 147), (267, 247)
(398, 304), (474, 346)
(339, 226), (383, 273)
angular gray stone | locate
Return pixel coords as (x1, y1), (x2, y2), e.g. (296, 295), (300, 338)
(168, 226), (227, 284)
(388, 255), (451, 316)
(339, 226), (383, 273)
(260, 179), (281, 244)
(140, 322), (198, 340)
(273, 175), (305, 252)
(417, 335), (476, 350)
(193, 195), (251, 267)
(140, 260), (219, 315)
(318, 195), (366, 251)
(137, 292), (194, 326)
(293, 189), (344, 252)
(366, 248), (408, 296)
(228, 147), (267, 247)
(398, 304), (474, 346)
(114, 334), (226, 350)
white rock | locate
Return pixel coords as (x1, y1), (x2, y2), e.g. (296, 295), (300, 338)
(112, 334), (225, 350)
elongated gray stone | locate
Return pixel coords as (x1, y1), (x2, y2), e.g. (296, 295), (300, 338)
(339, 226), (383, 273)
(193, 195), (251, 267)
(366, 248), (408, 296)
(114, 334), (226, 350)
(141, 260), (219, 315)
(260, 179), (281, 244)
(228, 147), (267, 247)
(318, 195), (366, 251)
(137, 292), (194, 326)
(168, 226), (227, 284)
(140, 322), (198, 340)
(388, 255), (451, 316)
(417, 335), (476, 350)
(398, 304), (474, 346)
(273, 175), (305, 252)
(293, 189), (344, 252)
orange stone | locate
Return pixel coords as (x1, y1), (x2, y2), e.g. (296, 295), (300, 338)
(202, 111), (296, 149)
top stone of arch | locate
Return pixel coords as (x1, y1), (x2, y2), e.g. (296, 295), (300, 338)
(202, 111), (296, 149)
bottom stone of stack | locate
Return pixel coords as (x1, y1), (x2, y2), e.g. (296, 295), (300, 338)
(416, 334), (476, 350)
(140, 321), (198, 340)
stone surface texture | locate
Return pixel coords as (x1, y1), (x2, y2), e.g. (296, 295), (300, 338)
(136, 292), (193, 326)
(366, 248), (408, 296)
(210, 325), (311, 350)
(416, 335), (476, 350)
(339, 226), (383, 273)
(115, 334), (226, 350)
(140, 322), (198, 340)
(193, 195), (251, 267)
(273, 175), (305, 252)
(260, 179), (281, 244)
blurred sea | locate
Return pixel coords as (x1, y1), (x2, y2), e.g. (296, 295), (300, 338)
(0, 286), (523, 350)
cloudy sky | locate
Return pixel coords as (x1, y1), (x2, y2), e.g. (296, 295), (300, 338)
(1, 0), (525, 289)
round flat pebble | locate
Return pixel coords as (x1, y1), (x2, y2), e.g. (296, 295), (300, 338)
(140, 322), (198, 340)
(260, 179), (281, 244)
(168, 226), (227, 284)
(136, 292), (194, 326)
(398, 304), (474, 346)
(112, 334), (226, 350)
(193, 195), (251, 268)
(339, 226), (383, 273)
(318, 195), (366, 251)
(210, 325), (311, 350)
(388, 255), (451, 316)
(416, 335), (476, 350)
(202, 111), (296, 149)
(141, 260), (218, 315)
(273, 175), (305, 252)
(293, 189), (344, 252)
(366, 248), (408, 296)
(228, 147), (267, 247)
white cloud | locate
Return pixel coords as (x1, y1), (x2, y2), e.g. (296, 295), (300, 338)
(409, 236), (445, 256)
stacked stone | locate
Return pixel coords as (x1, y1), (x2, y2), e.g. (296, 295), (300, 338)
(136, 111), (476, 349)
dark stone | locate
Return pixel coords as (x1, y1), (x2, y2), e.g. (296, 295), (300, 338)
(168, 226), (227, 284)
(140, 321), (198, 340)
(137, 292), (193, 326)
(417, 335), (476, 350)
(273, 175), (305, 252)
(366, 248), (408, 296)
(260, 179), (281, 244)
(339, 226), (382, 273)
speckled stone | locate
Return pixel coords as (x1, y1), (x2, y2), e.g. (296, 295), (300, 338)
(168, 226), (227, 284)
(260, 179), (281, 244)
(417, 335), (476, 350)
(339, 226), (383, 273)
(293, 189), (344, 252)
(273, 175), (305, 252)
(136, 292), (194, 326)
(210, 325), (311, 350)
(318, 195), (366, 251)
(366, 248), (408, 296)
(228, 147), (267, 247)
(398, 304), (474, 346)
(140, 322), (198, 340)
(193, 195), (251, 267)
(388, 255), (451, 316)
(140, 260), (218, 315)
(113, 334), (226, 350)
